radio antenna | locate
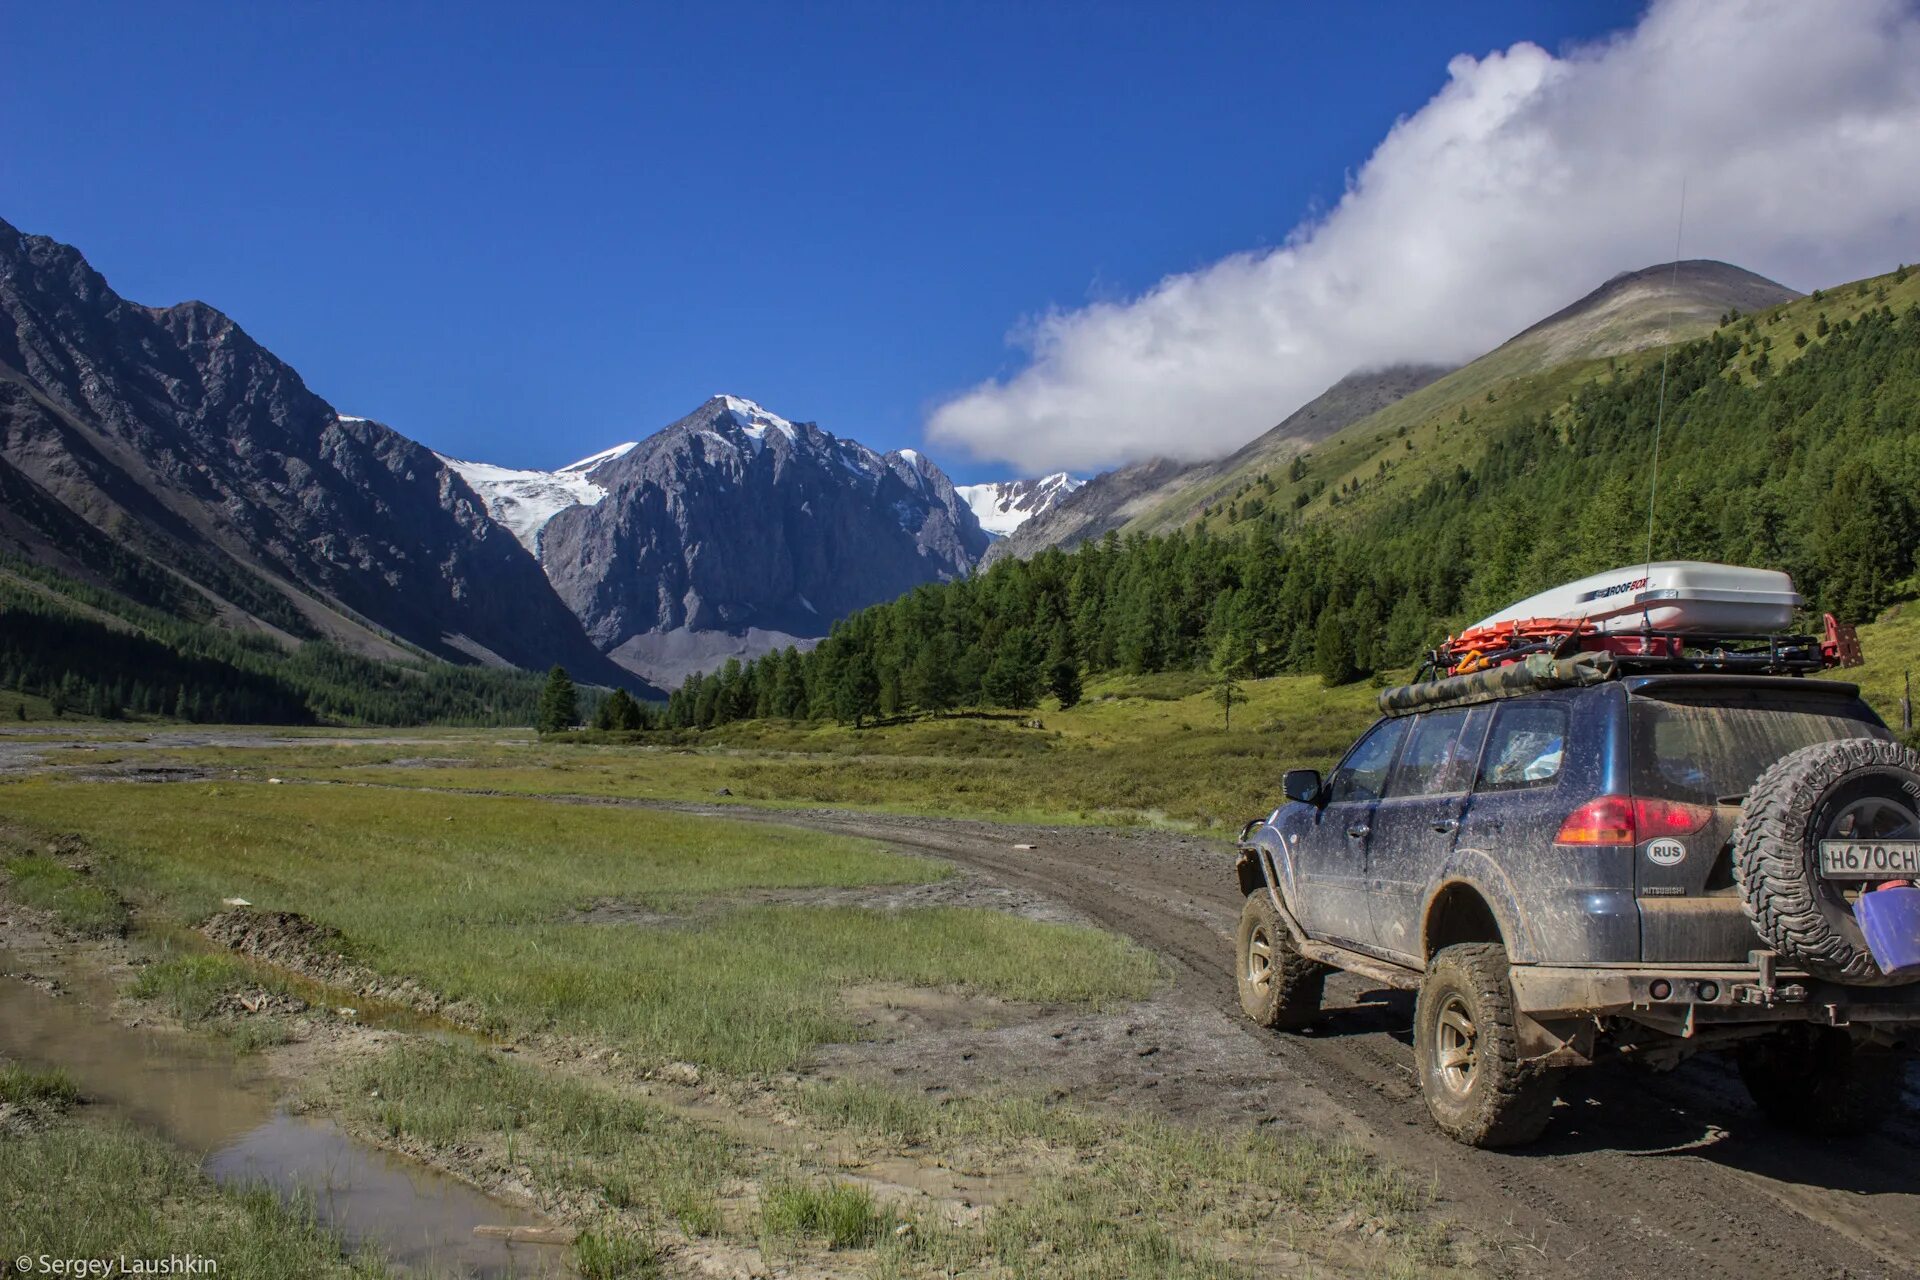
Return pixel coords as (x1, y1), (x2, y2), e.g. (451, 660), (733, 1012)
(1640, 178), (1688, 626)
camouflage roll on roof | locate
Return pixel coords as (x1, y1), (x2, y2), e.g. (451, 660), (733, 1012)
(1379, 652), (1618, 717)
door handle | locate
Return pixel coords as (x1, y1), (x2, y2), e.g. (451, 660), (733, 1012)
(1432, 817), (1461, 834)
(1346, 824), (1371, 839)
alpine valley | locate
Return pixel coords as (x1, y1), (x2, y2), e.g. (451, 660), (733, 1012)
(8, 210), (1905, 732)
(0, 215), (1055, 711)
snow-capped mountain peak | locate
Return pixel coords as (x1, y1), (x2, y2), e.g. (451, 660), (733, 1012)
(716, 394), (799, 445)
(955, 472), (1084, 538)
(440, 442), (631, 556)
(558, 440), (637, 474)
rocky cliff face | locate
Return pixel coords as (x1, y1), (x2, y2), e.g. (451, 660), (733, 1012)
(538, 396), (989, 687)
(0, 216), (633, 684)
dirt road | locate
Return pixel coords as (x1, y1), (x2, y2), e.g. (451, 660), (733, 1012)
(708, 805), (1920, 1280)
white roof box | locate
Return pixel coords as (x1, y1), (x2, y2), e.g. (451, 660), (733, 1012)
(1469, 561), (1802, 636)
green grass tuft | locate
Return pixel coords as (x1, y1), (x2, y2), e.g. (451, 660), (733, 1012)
(130, 952), (253, 1021)
(346, 1039), (737, 1230)
(0, 1061), (81, 1109)
(1, 849), (129, 935)
(761, 1178), (893, 1250)
(573, 1225), (664, 1279)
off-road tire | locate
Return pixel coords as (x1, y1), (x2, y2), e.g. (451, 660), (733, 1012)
(1731, 737), (1920, 985)
(1736, 1028), (1909, 1137)
(1235, 894), (1325, 1031)
(1414, 943), (1562, 1147)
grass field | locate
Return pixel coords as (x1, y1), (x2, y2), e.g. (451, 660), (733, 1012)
(0, 782), (1156, 1072)
(90, 600), (1920, 838)
(147, 668), (1386, 830)
(0, 776), (1450, 1277)
(339, 1039), (1444, 1279)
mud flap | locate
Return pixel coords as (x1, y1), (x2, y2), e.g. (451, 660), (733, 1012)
(1516, 1011), (1597, 1069)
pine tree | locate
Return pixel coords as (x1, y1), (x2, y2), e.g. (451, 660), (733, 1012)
(982, 629), (1042, 709)
(537, 666), (578, 734)
(594, 688), (644, 731)
(1211, 668), (1247, 729)
(834, 653), (881, 728)
(906, 636), (957, 714)
(1048, 658), (1082, 710)
(1315, 610), (1357, 688)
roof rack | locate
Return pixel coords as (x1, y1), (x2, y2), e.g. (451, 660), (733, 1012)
(1423, 613), (1861, 683)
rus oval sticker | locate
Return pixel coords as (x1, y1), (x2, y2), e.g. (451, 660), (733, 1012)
(1646, 838), (1687, 867)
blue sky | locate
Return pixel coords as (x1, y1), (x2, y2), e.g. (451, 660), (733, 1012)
(6, 4), (1643, 478)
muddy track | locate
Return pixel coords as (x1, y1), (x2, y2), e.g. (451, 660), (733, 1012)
(688, 805), (1920, 1280)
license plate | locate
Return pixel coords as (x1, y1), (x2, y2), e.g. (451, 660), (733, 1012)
(1819, 840), (1920, 879)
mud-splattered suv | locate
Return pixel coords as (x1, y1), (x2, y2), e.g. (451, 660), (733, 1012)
(1234, 658), (1920, 1147)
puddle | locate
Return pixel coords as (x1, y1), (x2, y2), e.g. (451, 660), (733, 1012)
(0, 950), (570, 1277)
(206, 1113), (563, 1276)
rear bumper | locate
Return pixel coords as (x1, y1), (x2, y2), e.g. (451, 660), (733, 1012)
(1510, 959), (1920, 1027)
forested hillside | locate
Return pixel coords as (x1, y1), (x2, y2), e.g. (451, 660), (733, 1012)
(0, 557), (548, 725)
(667, 268), (1920, 729)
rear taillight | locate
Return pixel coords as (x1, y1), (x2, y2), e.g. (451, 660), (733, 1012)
(1633, 797), (1715, 838)
(1555, 796), (1713, 845)
(1556, 796), (1636, 845)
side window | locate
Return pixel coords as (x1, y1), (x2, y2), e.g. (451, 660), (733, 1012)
(1387, 708), (1474, 797)
(1326, 718), (1410, 805)
(1477, 704), (1569, 791)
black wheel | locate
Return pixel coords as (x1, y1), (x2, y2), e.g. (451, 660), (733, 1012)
(1414, 943), (1562, 1147)
(1737, 1028), (1909, 1137)
(1732, 737), (1920, 985)
(1235, 894), (1325, 1031)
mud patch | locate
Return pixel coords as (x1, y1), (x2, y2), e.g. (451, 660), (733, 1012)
(812, 989), (1355, 1136)
(208, 985), (309, 1018)
(840, 981), (1042, 1037)
(200, 908), (472, 1021)
(2, 969), (64, 997)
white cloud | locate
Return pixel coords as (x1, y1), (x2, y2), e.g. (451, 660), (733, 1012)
(927, 0), (1920, 473)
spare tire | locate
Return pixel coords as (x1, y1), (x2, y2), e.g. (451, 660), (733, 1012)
(1732, 737), (1920, 986)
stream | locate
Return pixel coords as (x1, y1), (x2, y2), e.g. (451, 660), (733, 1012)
(0, 946), (572, 1277)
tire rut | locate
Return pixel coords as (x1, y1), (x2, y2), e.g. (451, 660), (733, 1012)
(259, 782), (1920, 1279)
(727, 806), (1920, 1280)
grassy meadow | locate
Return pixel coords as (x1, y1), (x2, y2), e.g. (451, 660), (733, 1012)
(142, 667), (1386, 829)
(0, 775), (1453, 1277)
(0, 781), (1156, 1072)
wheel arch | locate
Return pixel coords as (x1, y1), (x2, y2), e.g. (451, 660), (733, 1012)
(1236, 824), (1303, 905)
(1422, 879), (1509, 962)
(1423, 846), (1537, 962)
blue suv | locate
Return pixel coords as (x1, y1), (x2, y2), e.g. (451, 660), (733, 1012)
(1235, 661), (1920, 1146)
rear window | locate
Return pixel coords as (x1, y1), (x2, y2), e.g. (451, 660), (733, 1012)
(1630, 687), (1889, 805)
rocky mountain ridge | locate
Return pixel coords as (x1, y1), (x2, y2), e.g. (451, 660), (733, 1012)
(983, 363), (1451, 566)
(954, 473), (1083, 538)
(0, 215), (634, 685)
(536, 394), (989, 687)
(987, 259), (1800, 565)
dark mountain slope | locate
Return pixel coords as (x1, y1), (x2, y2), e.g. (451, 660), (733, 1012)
(0, 216), (633, 686)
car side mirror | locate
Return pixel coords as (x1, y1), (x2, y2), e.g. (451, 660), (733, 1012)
(1283, 768), (1324, 807)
